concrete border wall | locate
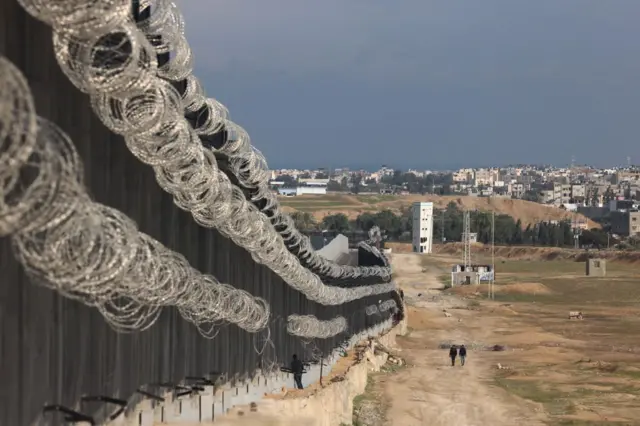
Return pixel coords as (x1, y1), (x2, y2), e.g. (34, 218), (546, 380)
(0, 3), (398, 424)
(105, 316), (407, 426)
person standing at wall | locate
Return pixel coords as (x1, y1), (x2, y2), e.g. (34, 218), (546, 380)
(291, 354), (304, 389)
(449, 345), (458, 366)
(459, 344), (467, 366)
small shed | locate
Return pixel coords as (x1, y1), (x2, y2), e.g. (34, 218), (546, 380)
(450, 264), (494, 287)
(585, 258), (606, 277)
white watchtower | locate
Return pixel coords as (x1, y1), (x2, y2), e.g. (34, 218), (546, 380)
(412, 201), (434, 254)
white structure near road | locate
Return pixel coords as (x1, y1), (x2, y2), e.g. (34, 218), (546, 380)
(412, 201), (434, 254)
(277, 186), (327, 196)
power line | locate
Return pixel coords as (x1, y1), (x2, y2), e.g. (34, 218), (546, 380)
(463, 210), (471, 269)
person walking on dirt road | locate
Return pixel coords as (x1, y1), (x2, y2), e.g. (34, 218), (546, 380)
(449, 345), (458, 366)
(459, 344), (467, 366)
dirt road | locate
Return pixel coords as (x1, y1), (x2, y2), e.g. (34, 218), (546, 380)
(380, 254), (545, 426)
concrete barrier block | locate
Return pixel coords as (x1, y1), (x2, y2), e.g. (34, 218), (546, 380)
(200, 393), (215, 422)
(212, 398), (225, 419)
(152, 403), (165, 423)
(181, 395), (201, 422)
(139, 408), (154, 426)
(160, 399), (181, 423)
(222, 389), (235, 411)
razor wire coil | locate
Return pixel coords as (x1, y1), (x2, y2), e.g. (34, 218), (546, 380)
(1, 56), (269, 336)
(14, 0), (396, 305)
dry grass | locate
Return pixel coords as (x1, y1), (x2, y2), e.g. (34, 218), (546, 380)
(419, 254), (640, 424)
(279, 194), (597, 228)
(433, 243), (640, 265)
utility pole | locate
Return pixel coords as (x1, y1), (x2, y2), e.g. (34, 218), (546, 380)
(441, 210), (445, 243)
(572, 215), (582, 250)
(463, 210), (471, 269)
(491, 210), (495, 300)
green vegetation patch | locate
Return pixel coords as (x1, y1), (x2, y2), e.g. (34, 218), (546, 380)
(494, 376), (579, 416)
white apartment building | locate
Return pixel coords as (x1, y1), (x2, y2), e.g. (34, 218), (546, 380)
(473, 168), (500, 187)
(453, 168), (473, 183)
(509, 183), (526, 198)
(412, 202), (434, 254)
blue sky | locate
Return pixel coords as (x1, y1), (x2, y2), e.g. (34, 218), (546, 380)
(180, 0), (640, 170)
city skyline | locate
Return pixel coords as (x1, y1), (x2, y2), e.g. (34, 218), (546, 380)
(269, 160), (638, 173)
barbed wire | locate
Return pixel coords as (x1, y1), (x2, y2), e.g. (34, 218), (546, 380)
(287, 315), (348, 339)
(379, 299), (398, 312)
(288, 296), (398, 339)
(365, 299), (398, 317)
(14, 0), (396, 305)
(0, 56), (269, 336)
(365, 305), (380, 316)
(0, 55), (39, 237)
(130, 0), (393, 285)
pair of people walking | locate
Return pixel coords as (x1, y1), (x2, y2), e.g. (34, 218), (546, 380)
(449, 344), (467, 366)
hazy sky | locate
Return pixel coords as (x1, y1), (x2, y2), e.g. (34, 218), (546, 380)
(180, 0), (640, 170)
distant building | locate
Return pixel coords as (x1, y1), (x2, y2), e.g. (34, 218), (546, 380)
(450, 264), (494, 286)
(297, 178), (330, 186)
(277, 179), (328, 196)
(610, 210), (640, 237)
(508, 183), (526, 198)
(554, 183), (572, 205)
(453, 168), (473, 183)
(541, 189), (555, 204)
(462, 232), (478, 243)
(614, 170), (640, 184)
(473, 168), (498, 187)
(577, 206), (608, 221)
(609, 199), (638, 212)
(412, 202), (434, 254)
(571, 184), (586, 200)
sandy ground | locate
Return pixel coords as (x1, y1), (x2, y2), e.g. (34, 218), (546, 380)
(380, 254), (546, 426)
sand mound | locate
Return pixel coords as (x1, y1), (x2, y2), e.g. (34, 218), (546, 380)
(491, 305), (519, 315)
(497, 282), (553, 295)
(447, 282), (552, 297)
(448, 285), (485, 296)
(431, 243), (640, 265)
(279, 194), (597, 227)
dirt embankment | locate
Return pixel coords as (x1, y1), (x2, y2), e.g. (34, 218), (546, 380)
(434, 243), (640, 264)
(280, 194), (598, 228)
(386, 242), (640, 264)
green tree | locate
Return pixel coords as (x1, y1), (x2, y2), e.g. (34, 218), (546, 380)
(355, 212), (376, 231)
(340, 176), (349, 190)
(589, 187), (599, 206)
(521, 190), (541, 203)
(322, 213), (351, 232)
(603, 186), (616, 204)
(512, 219), (523, 244)
(373, 210), (403, 239)
(278, 174), (296, 186)
(326, 180), (343, 191)
(290, 211), (318, 231)
(562, 221), (574, 246)
(350, 174), (363, 194)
